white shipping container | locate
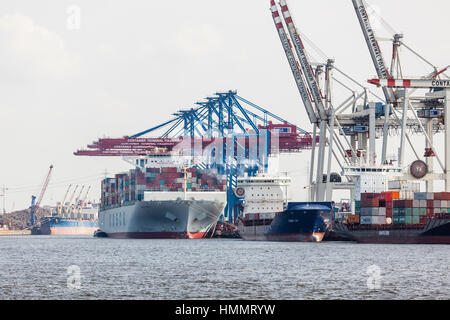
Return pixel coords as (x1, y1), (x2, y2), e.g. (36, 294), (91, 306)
(434, 208), (441, 214)
(426, 193), (434, 200)
(441, 200), (448, 208)
(420, 200), (427, 208)
(378, 207), (386, 216)
(372, 215), (386, 225)
(434, 200), (441, 208)
(413, 200), (420, 208)
(400, 191), (414, 200)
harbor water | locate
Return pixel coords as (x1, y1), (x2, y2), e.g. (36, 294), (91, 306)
(0, 236), (449, 300)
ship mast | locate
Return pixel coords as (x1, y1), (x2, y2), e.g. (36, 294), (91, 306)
(183, 165), (187, 200)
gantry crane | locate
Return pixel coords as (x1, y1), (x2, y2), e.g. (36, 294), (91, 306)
(355, 0), (450, 193)
(271, 0), (360, 201)
(70, 185), (85, 217)
(64, 185), (78, 217)
(29, 165), (53, 226)
(369, 78), (450, 190)
(57, 184), (72, 215)
(269, 0), (317, 125)
(76, 185), (91, 215)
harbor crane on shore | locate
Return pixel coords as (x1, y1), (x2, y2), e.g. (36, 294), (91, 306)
(29, 165), (53, 226)
(58, 184), (72, 215)
(70, 185), (85, 217)
(271, 0), (363, 202)
(271, 0), (450, 206)
(354, 0), (450, 193)
(76, 186), (91, 215)
(64, 185), (78, 216)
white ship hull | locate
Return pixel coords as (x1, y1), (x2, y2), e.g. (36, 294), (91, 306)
(98, 192), (226, 239)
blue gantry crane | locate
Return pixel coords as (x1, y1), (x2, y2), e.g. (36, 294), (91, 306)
(75, 91), (312, 222)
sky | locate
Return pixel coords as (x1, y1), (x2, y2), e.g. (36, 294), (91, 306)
(0, 0), (449, 212)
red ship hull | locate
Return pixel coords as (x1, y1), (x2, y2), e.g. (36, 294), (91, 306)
(105, 232), (207, 239)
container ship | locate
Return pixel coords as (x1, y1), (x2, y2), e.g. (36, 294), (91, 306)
(236, 175), (333, 242)
(97, 156), (226, 239)
(334, 191), (450, 244)
(33, 202), (99, 235)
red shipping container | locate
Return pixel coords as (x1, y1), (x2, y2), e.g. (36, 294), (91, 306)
(436, 192), (450, 200)
(381, 192), (394, 202)
(385, 201), (393, 209)
(361, 193), (377, 200)
(427, 200), (434, 208)
(443, 193), (450, 200)
(361, 199), (379, 207)
(386, 208), (393, 218)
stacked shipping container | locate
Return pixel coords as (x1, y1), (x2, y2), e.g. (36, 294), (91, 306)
(101, 167), (228, 208)
(348, 191), (450, 226)
(357, 191), (399, 225)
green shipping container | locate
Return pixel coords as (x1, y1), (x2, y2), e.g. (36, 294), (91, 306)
(405, 216), (413, 224)
(355, 201), (361, 208)
(405, 208), (412, 215)
(419, 208), (427, 216)
(413, 208), (420, 216)
(160, 180), (165, 185)
(413, 216), (420, 224)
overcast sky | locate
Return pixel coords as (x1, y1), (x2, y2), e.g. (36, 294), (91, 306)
(1, 0), (449, 211)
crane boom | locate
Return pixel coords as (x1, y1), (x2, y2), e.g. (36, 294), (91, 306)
(270, 0), (317, 124)
(278, 0), (327, 120)
(369, 78), (450, 88)
(352, 0), (396, 104)
(76, 185), (91, 214)
(58, 184), (72, 215)
(71, 185), (85, 214)
(29, 165), (53, 226)
(35, 165), (53, 208)
(65, 185), (79, 214)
